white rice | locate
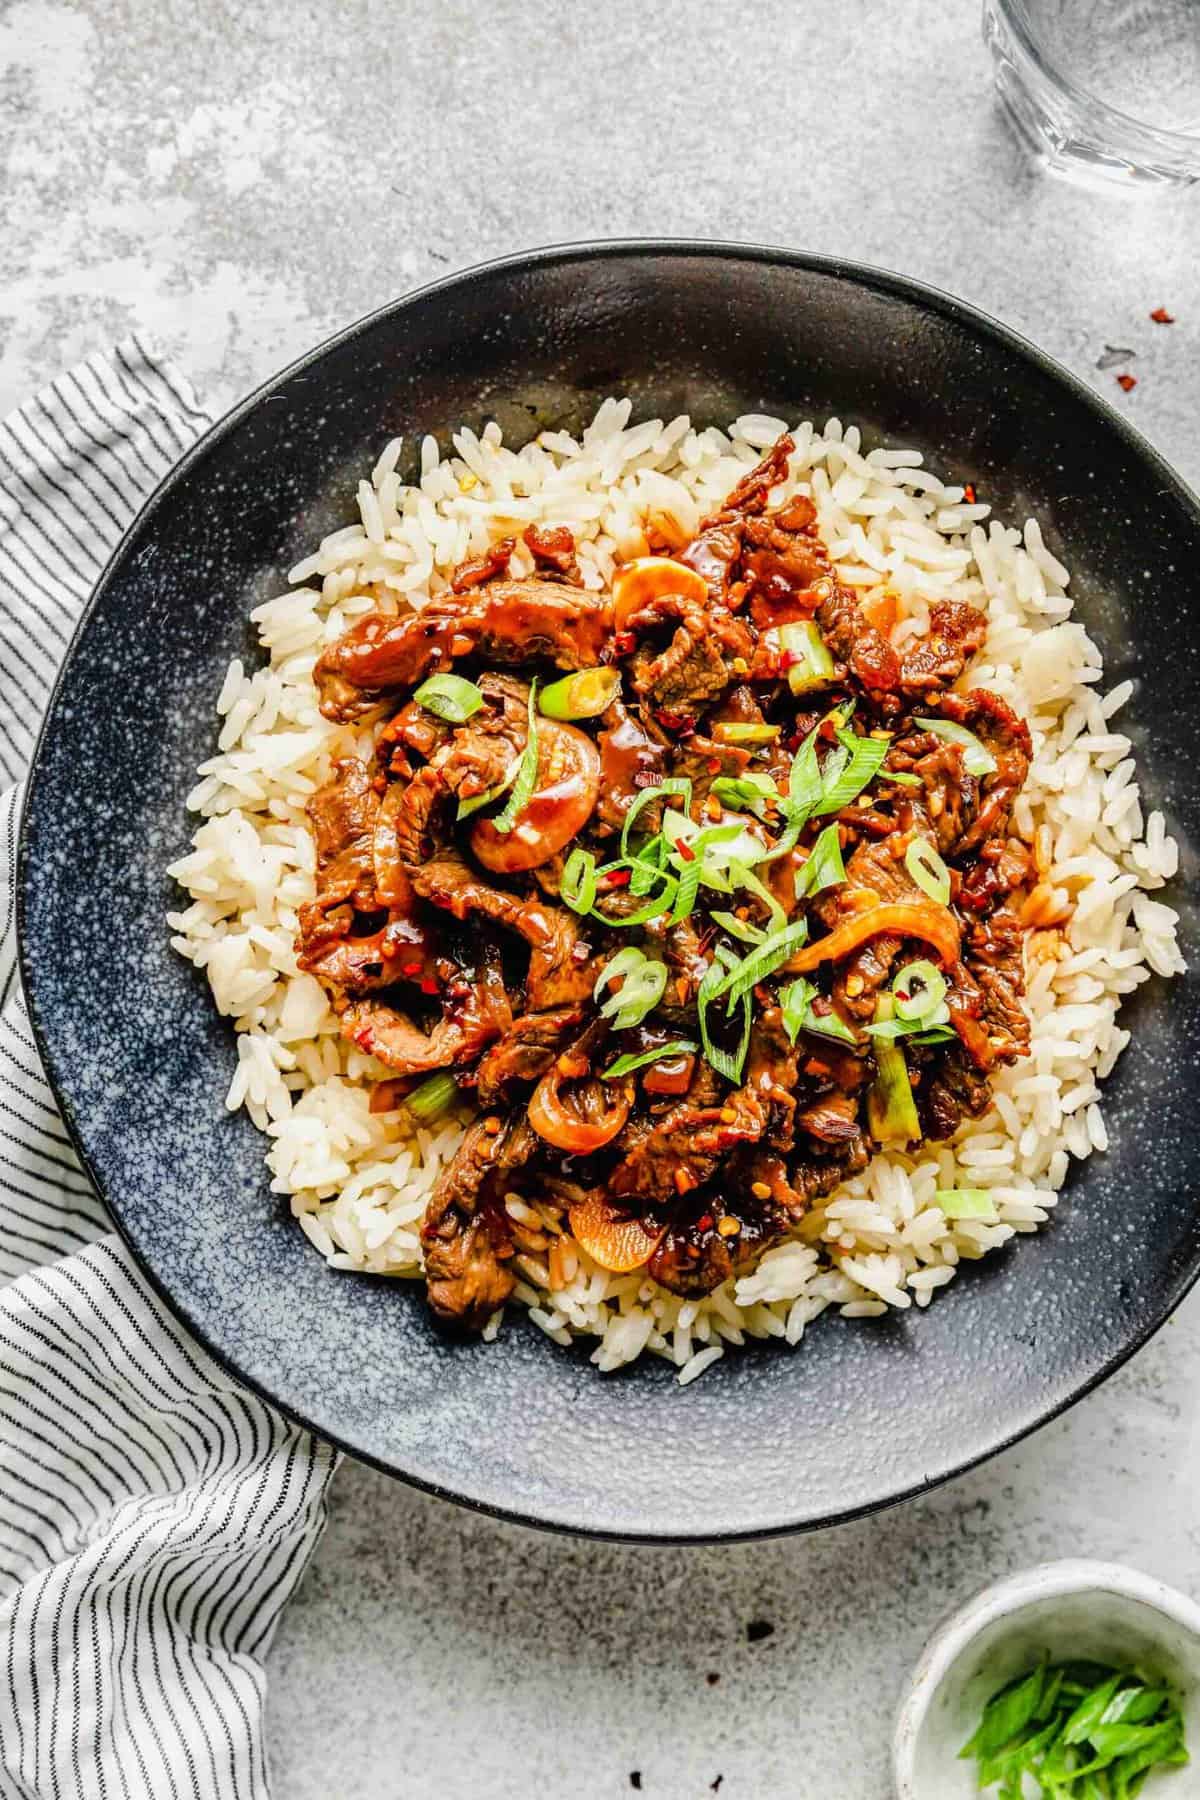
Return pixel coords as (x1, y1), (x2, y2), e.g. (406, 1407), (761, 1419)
(166, 402), (1185, 1381)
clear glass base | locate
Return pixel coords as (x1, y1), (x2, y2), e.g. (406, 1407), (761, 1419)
(982, 0), (1200, 192)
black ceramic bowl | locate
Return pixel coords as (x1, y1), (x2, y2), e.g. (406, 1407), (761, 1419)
(18, 243), (1200, 1541)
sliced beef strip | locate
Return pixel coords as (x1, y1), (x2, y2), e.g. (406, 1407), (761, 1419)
(917, 1045), (993, 1141)
(449, 537), (516, 592)
(523, 523), (580, 580)
(595, 697), (669, 833)
(340, 943), (512, 1074)
(314, 578), (611, 720)
(628, 594), (755, 716)
(609, 1071), (768, 1206)
(421, 1114), (537, 1328)
(744, 1005), (801, 1151)
(897, 599), (988, 696)
(964, 910), (1030, 1062)
(429, 672), (529, 805)
(473, 1005), (586, 1107)
(884, 736), (977, 856)
(935, 688), (1032, 853)
(409, 854), (596, 1010)
(305, 758), (379, 915)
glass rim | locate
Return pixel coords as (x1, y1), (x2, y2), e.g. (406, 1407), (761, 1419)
(989, 0), (1200, 151)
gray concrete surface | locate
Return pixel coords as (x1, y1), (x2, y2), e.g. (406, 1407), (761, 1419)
(3, 2), (1199, 1796)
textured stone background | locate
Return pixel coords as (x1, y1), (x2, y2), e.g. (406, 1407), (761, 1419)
(3, 2), (1199, 1796)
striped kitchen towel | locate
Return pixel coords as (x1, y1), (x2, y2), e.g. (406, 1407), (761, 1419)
(0, 340), (338, 1800)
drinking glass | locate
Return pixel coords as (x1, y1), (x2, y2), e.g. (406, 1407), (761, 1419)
(982, 0), (1200, 189)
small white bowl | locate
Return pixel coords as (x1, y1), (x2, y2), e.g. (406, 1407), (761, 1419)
(893, 1559), (1200, 1798)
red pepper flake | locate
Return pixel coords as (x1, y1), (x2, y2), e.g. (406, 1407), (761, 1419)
(1150, 306), (1175, 324)
(706, 757), (722, 775)
(1116, 373), (1138, 393)
(604, 867), (632, 889)
(614, 631), (636, 655)
(779, 649), (800, 671)
(695, 1211), (714, 1232)
(674, 836), (696, 863)
(402, 959), (422, 976)
(419, 977), (439, 995)
(963, 482), (977, 504)
(353, 1029), (374, 1052)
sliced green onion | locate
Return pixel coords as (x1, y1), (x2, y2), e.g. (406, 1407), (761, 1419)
(490, 679), (540, 834)
(711, 910), (768, 945)
(404, 1070), (460, 1122)
(779, 978), (858, 1046)
(602, 1040), (698, 1081)
(813, 729), (891, 815)
(456, 783), (504, 821)
(594, 947), (668, 1030)
(778, 620), (836, 694)
(907, 1023), (958, 1045)
(561, 847), (598, 915)
(803, 1004), (859, 1045)
(719, 918), (810, 1009)
(779, 977), (818, 1044)
(711, 773), (780, 820)
(663, 811), (766, 875)
(866, 997), (920, 1144)
(538, 666), (621, 720)
(414, 673), (484, 723)
(589, 861), (679, 928)
(793, 823), (847, 900)
(892, 959), (948, 1023)
(698, 948), (752, 1082)
(886, 769), (922, 788)
(713, 721), (781, 746)
(915, 716), (998, 778)
(866, 1014), (953, 1041)
(728, 859), (788, 932)
(620, 777), (692, 860)
(936, 1188), (996, 1220)
(629, 836), (667, 896)
(906, 836), (952, 906)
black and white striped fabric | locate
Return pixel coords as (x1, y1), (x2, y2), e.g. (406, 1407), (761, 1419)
(0, 341), (337, 1800)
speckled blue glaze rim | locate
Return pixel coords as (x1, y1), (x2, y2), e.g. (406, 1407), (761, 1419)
(16, 240), (1200, 1543)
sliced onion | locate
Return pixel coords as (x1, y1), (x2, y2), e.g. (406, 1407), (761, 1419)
(784, 899), (961, 972)
(906, 836), (951, 906)
(568, 1192), (666, 1273)
(528, 1069), (630, 1153)
(611, 555), (709, 630)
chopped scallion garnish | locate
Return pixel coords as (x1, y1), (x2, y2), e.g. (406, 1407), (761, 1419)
(602, 1040), (697, 1080)
(813, 728), (891, 815)
(561, 846), (598, 915)
(936, 1188), (996, 1219)
(905, 835), (952, 906)
(489, 679), (541, 834)
(594, 946), (668, 1031)
(793, 823), (847, 899)
(538, 666), (621, 720)
(777, 620), (836, 694)
(414, 672), (484, 723)
(404, 1070), (460, 1122)
(915, 715), (998, 777)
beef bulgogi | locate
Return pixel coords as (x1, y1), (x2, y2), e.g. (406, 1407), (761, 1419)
(300, 435), (1034, 1330)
